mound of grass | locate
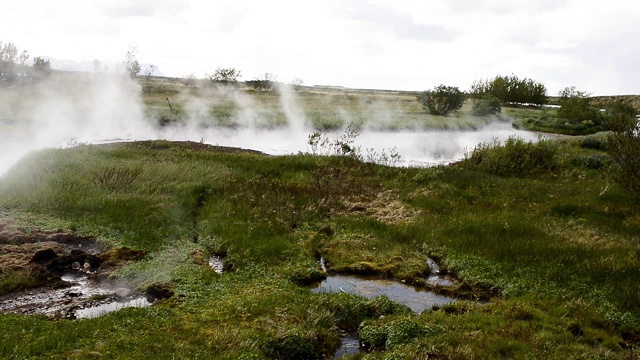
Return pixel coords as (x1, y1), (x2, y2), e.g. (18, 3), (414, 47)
(461, 136), (557, 176)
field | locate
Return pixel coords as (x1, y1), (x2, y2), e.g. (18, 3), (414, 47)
(0, 74), (638, 359)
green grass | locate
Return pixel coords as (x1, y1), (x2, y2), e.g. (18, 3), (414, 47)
(0, 79), (639, 358)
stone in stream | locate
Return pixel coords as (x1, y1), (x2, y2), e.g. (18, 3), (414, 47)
(115, 288), (132, 298)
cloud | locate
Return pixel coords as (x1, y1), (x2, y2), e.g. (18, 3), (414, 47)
(330, 0), (455, 42)
(100, 0), (190, 18)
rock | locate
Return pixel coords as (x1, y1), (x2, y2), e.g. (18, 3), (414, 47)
(83, 262), (92, 271)
(145, 283), (174, 300)
(115, 288), (131, 298)
(31, 248), (58, 263)
(70, 249), (86, 261)
(71, 262), (81, 270)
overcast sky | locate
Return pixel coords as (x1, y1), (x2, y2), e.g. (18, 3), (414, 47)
(2, 0), (639, 95)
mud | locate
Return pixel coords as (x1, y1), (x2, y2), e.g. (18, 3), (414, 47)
(0, 271), (150, 319)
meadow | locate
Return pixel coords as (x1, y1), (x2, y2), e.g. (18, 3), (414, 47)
(0, 74), (638, 359)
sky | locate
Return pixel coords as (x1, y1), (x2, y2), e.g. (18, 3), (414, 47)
(2, 0), (640, 95)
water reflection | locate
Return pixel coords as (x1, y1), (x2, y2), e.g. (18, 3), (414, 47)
(312, 275), (453, 314)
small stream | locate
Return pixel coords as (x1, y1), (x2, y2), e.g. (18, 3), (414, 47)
(208, 255), (224, 274)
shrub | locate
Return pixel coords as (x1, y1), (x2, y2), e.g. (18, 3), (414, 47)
(359, 317), (444, 351)
(607, 111), (640, 197)
(463, 137), (557, 176)
(472, 95), (502, 116)
(470, 74), (548, 106)
(417, 85), (467, 116)
(569, 154), (612, 170)
(261, 329), (318, 360)
(581, 137), (607, 150)
(557, 87), (602, 125)
(359, 320), (388, 350)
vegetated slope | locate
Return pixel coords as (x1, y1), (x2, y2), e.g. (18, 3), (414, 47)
(0, 137), (638, 359)
(591, 95), (640, 111)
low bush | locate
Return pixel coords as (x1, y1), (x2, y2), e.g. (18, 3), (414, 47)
(359, 317), (444, 351)
(471, 95), (502, 116)
(462, 136), (557, 176)
(581, 137), (607, 151)
(569, 154), (612, 170)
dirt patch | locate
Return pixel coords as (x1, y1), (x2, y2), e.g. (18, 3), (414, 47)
(344, 190), (422, 224)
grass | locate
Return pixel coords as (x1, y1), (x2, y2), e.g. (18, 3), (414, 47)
(0, 77), (639, 358)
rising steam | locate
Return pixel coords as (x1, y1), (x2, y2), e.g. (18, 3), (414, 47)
(0, 74), (540, 177)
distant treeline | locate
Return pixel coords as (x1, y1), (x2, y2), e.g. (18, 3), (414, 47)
(0, 41), (51, 86)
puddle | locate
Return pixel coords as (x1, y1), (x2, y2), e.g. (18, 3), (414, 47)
(312, 275), (453, 314)
(314, 257), (455, 313)
(208, 255), (224, 274)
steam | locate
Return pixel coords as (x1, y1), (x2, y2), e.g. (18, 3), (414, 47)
(0, 75), (540, 177)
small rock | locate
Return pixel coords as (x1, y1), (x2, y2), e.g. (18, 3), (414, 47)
(31, 248), (58, 263)
(115, 288), (131, 298)
(71, 262), (81, 270)
(83, 262), (92, 271)
(70, 249), (86, 261)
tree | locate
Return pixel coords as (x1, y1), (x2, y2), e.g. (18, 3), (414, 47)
(142, 64), (157, 93)
(417, 85), (467, 116)
(289, 77), (304, 92)
(93, 59), (102, 73)
(18, 50), (29, 66)
(246, 72), (277, 92)
(470, 74), (548, 106)
(32, 57), (51, 80)
(122, 46), (141, 78)
(0, 41), (19, 84)
(557, 86), (600, 125)
(207, 67), (241, 84)
(181, 73), (197, 87)
(472, 94), (502, 116)
(606, 103), (640, 197)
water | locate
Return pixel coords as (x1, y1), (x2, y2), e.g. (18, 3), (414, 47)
(0, 271), (150, 318)
(195, 121), (540, 167)
(208, 255), (224, 274)
(313, 275), (453, 314)
(76, 297), (150, 319)
(426, 258), (456, 287)
(333, 334), (360, 359)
